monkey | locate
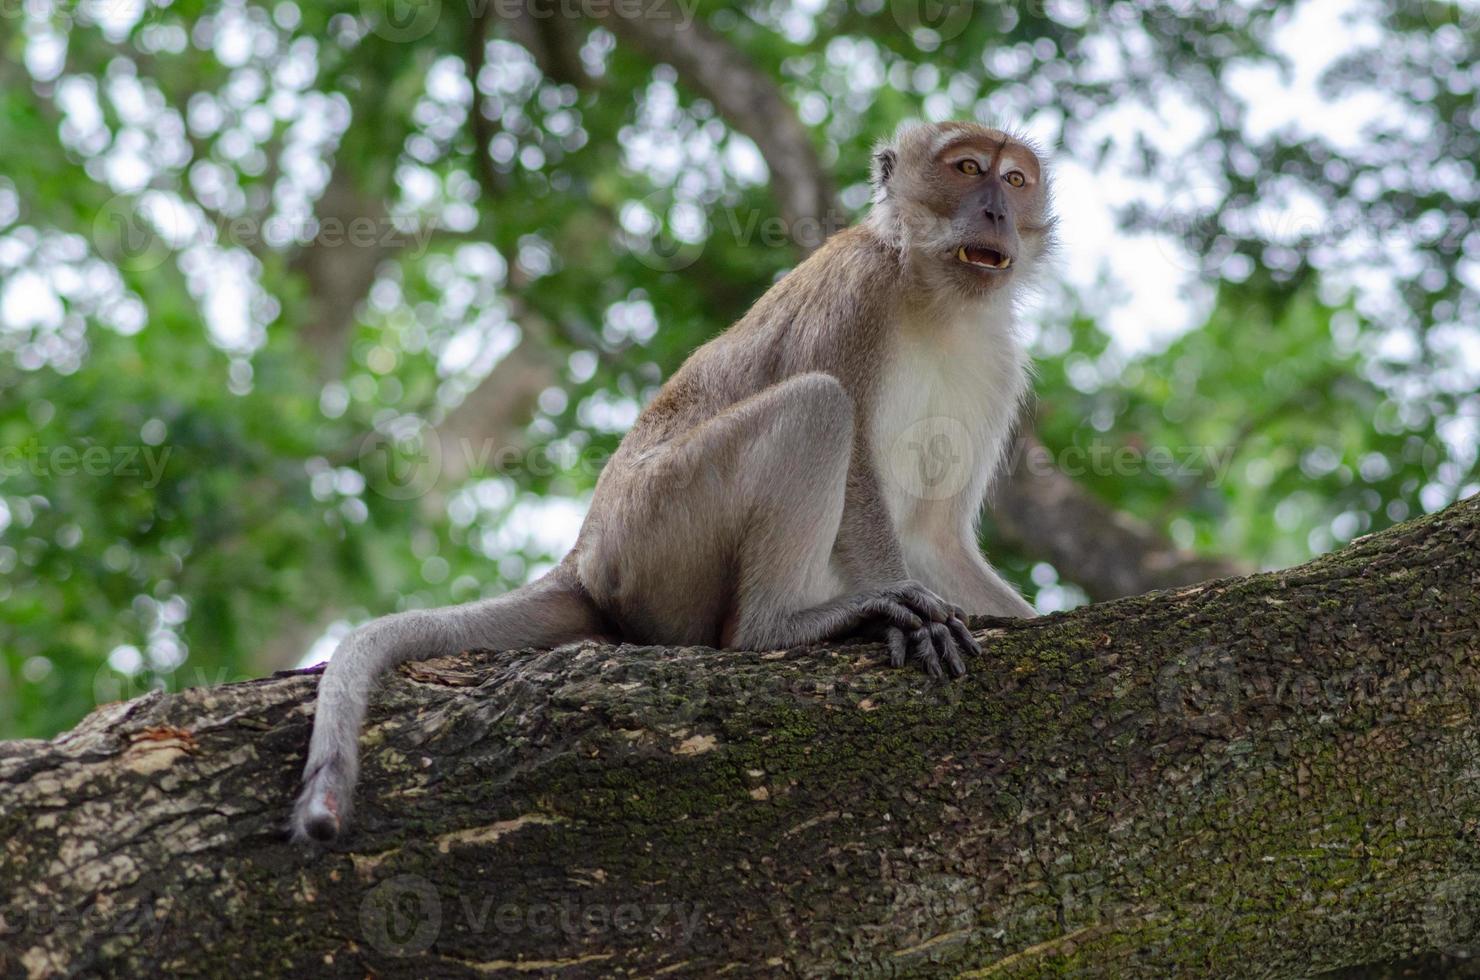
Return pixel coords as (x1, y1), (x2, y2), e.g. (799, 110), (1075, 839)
(293, 120), (1054, 842)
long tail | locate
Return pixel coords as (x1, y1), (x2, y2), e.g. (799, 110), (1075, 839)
(292, 571), (606, 842)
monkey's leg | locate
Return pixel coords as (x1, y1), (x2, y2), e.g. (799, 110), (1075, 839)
(582, 373), (976, 675)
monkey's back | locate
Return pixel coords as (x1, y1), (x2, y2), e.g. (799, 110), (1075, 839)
(612, 225), (900, 459)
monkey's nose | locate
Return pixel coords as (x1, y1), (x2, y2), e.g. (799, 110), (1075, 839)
(977, 183), (1010, 227)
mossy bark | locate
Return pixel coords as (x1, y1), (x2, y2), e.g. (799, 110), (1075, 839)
(3, 496), (1479, 978)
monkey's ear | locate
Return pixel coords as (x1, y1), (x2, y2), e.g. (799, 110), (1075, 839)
(870, 146), (897, 200)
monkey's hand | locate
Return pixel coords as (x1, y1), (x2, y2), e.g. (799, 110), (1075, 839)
(869, 581), (981, 680)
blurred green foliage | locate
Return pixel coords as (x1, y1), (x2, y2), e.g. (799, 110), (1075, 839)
(0, 0), (1475, 738)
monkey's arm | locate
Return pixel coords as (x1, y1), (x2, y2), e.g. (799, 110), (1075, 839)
(829, 438), (911, 589)
(828, 433), (992, 675)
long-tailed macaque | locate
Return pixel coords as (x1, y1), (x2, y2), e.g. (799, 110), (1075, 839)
(294, 121), (1053, 841)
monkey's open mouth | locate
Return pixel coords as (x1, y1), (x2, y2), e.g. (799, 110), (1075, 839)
(956, 245), (1013, 271)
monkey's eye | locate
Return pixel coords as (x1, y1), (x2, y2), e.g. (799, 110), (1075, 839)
(956, 159), (982, 176)
(1003, 171), (1026, 188)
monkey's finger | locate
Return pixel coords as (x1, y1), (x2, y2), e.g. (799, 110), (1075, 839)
(910, 628), (944, 680)
(946, 616), (982, 659)
(890, 582), (952, 623)
(915, 591), (953, 623)
(930, 622), (967, 679)
(863, 598), (923, 632)
(886, 627), (908, 669)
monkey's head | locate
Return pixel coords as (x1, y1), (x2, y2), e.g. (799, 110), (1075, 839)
(868, 121), (1055, 295)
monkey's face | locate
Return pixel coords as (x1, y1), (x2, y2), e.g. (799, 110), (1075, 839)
(872, 123), (1055, 296)
(935, 134), (1044, 289)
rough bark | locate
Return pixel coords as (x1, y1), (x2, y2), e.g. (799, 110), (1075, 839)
(2, 495), (1479, 977)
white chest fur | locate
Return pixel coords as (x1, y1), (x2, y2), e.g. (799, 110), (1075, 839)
(869, 300), (1029, 543)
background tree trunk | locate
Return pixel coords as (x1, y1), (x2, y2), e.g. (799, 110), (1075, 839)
(2, 495), (1478, 978)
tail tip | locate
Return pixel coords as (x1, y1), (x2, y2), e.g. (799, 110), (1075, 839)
(292, 780), (346, 844)
(300, 811), (340, 843)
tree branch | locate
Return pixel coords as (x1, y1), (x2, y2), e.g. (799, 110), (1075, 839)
(3, 495), (1479, 975)
(593, 0), (838, 252)
(288, 43), (425, 378)
(289, 159), (399, 378)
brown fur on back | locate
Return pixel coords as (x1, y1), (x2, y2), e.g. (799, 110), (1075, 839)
(617, 225), (904, 457)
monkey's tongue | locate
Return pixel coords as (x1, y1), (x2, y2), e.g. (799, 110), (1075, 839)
(957, 245), (1012, 270)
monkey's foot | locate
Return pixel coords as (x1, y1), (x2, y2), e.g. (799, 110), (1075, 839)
(884, 614), (980, 680)
(873, 580), (959, 626)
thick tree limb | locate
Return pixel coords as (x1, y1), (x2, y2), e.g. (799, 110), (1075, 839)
(2, 495), (1479, 976)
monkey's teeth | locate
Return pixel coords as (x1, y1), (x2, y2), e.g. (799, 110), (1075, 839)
(957, 246), (1013, 270)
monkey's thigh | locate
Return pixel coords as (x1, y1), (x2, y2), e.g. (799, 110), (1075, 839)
(581, 373), (854, 647)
